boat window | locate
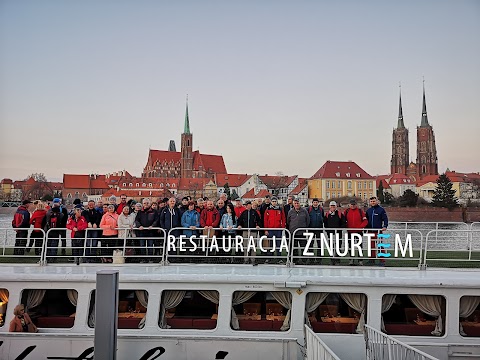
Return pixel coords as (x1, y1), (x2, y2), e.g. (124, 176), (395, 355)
(459, 296), (480, 337)
(20, 289), (77, 329)
(306, 292), (366, 334)
(88, 289), (149, 329)
(0, 288), (9, 327)
(382, 294), (446, 337)
(230, 291), (292, 332)
(159, 290), (218, 330)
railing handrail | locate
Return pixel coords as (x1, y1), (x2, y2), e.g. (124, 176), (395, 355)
(304, 325), (342, 360)
(364, 324), (439, 360)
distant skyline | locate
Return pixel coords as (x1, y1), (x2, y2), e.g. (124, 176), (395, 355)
(1, 0), (479, 181)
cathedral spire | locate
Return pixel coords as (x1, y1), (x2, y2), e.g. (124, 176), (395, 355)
(397, 83), (405, 129)
(420, 80), (429, 127)
(184, 95), (191, 134)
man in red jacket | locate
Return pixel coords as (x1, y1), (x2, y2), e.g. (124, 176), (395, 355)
(344, 199), (368, 266)
(200, 201), (221, 259)
(263, 197), (286, 262)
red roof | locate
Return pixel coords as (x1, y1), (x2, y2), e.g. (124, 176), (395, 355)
(215, 173), (250, 187)
(259, 175), (297, 189)
(376, 179), (390, 190)
(178, 178), (211, 191)
(415, 175), (439, 187)
(146, 149), (226, 174)
(1, 178), (13, 185)
(388, 173), (413, 184)
(310, 161), (373, 180)
(289, 178), (308, 195)
(102, 188), (174, 199)
(63, 174), (109, 190)
(241, 188), (271, 199)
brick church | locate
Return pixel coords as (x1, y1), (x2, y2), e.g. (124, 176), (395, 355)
(391, 83), (438, 182)
(142, 101), (227, 179)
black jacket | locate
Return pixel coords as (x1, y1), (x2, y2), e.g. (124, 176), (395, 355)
(134, 208), (159, 228)
(238, 209), (261, 229)
(82, 208), (101, 227)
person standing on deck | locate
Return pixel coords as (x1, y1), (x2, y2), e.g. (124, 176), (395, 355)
(366, 196), (389, 266)
(12, 200), (33, 255)
(287, 199), (310, 264)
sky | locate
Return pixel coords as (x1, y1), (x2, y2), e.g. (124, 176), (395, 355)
(0, 0), (479, 182)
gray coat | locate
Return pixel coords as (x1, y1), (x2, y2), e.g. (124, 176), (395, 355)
(287, 207), (310, 235)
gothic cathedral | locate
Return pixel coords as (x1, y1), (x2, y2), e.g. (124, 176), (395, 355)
(391, 83), (438, 181)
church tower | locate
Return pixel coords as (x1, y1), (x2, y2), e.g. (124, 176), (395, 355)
(180, 98), (194, 178)
(416, 82), (438, 178)
(391, 88), (409, 175)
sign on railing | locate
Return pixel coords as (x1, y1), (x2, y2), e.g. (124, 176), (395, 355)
(364, 324), (439, 360)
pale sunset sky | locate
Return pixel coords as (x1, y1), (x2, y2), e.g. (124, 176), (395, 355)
(0, 0), (479, 181)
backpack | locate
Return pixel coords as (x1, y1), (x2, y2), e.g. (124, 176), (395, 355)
(325, 210), (342, 219)
(48, 212), (62, 229)
(12, 211), (24, 228)
(345, 208), (365, 219)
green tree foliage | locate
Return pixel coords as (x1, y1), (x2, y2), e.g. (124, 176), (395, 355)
(432, 174), (458, 209)
(230, 189), (239, 201)
(223, 183), (231, 198)
(383, 192), (395, 205)
(397, 189), (418, 207)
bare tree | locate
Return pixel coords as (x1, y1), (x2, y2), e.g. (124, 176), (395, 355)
(24, 173), (48, 182)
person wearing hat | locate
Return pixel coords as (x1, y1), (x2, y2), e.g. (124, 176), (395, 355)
(52, 198), (69, 257)
(323, 200), (346, 265)
(344, 199), (368, 266)
(12, 200), (34, 256)
(179, 196), (190, 216)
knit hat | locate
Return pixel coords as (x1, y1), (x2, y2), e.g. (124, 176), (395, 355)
(329, 201), (337, 206)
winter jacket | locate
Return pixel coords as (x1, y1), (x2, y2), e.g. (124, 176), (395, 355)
(116, 202), (128, 215)
(217, 206), (227, 220)
(283, 204), (294, 218)
(135, 208), (159, 228)
(263, 206), (286, 229)
(344, 207), (368, 232)
(82, 208), (101, 227)
(366, 205), (389, 230)
(117, 213), (136, 239)
(220, 213), (237, 234)
(234, 205), (246, 218)
(12, 205), (30, 229)
(160, 206), (182, 233)
(44, 208), (65, 232)
(308, 206), (324, 228)
(67, 216), (88, 238)
(181, 210), (200, 237)
(287, 207), (310, 234)
(30, 209), (47, 233)
(100, 212), (119, 236)
(237, 209), (261, 229)
(200, 207), (221, 228)
(323, 210), (346, 230)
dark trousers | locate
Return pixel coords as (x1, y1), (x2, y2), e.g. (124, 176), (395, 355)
(14, 230), (28, 255)
(30, 231), (44, 256)
(101, 235), (117, 257)
(72, 234), (85, 258)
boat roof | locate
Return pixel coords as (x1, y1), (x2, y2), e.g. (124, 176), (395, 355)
(1, 264), (479, 289)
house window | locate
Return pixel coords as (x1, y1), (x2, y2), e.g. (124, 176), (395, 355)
(326, 192), (330, 199)
(231, 291), (292, 332)
(67, 193), (72, 199)
(338, 181), (341, 189)
(356, 173), (361, 178)
(123, 183), (126, 187)
(332, 182), (336, 189)
(326, 181), (330, 189)
(129, 183), (133, 187)
(335, 172), (340, 177)
(358, 182), (361, 190)
(346, 173), (350, 178)
(136, 183), (139, 187)
(337, 192), (341, 198)
(364, 181), (367, 189)
(382, 294), (445, 337)
(308, 292), (367, 334)
(148, 183), (152, 187)
(369, 182), (373, 189)
(347, 181), (352, 189)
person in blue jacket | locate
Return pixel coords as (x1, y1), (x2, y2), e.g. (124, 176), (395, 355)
(181, 201), (200, 237)
(366, 196), (389, 265)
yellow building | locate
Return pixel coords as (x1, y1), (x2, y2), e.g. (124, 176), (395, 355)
(0, 178), (14, 200)
(307, 161), (376, 202)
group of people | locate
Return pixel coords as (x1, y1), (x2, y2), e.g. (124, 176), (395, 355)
(12, 193), (388, 265)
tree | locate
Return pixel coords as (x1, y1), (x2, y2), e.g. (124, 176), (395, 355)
(383, 192), (395, 205)
(432, 174), (458, 209)
(41, 194), (53, 202)
(223, 183), (231, 198)
(377, 181), (385, 203)
(397, 189), (418, 207)
(24, 173), (48, 182)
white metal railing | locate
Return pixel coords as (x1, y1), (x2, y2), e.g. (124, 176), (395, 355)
(305, 325), (341, 360)
(364, 324), (439, 360)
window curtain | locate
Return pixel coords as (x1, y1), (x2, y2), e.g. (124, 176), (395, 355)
(0, 289), (8, 303)
(381, 295), (396, 332)
(135, 290), (149, 329)
(340, 293), (367, 334)
(67, 290), (78, 307)
(198, 290), (219, 305)
(459, 296), (480, 336)
(408, 295), (443, 336)
(159, 290), (186, 329)
(270, 291), (292, 331)
(25, 289), (46, 312)
(231, 291), (256, 329)
(304, 292), (329, 328)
